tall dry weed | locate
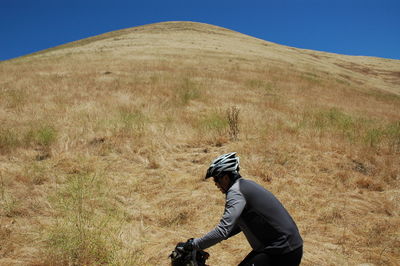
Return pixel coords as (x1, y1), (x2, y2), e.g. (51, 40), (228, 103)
(45, 170), (131, 265)
(227, 106), (240, 141)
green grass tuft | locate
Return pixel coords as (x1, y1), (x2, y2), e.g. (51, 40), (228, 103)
(199, 111), (229, 134)
(363, 128), (384, 148)
(385, 121), (400, 152)
(34, 125), (57, 147)
(308, 108), (357, 141)
(176, 78), (201, 105)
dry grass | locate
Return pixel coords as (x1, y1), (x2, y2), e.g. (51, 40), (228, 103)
(0, 21), (399, 265)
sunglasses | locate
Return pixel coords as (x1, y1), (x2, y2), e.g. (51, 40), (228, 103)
(213, 176), (221, 183)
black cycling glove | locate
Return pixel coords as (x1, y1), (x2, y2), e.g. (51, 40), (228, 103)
(183, 238), (194, 251)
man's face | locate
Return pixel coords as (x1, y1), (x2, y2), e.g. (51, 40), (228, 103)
(213, 174), (230, 194)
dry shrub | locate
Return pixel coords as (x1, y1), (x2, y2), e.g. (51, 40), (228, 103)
(355, 176), (384, 191)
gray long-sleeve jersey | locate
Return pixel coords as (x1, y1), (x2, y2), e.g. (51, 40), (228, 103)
(193, 178), (303, 254)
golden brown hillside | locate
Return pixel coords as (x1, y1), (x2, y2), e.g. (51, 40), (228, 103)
(0, 21), (399, 265)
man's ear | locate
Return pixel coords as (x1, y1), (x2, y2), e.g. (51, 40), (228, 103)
(222, 174), (230, 182)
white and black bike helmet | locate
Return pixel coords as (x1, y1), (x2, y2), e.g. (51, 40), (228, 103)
(205, 152), (240, 179)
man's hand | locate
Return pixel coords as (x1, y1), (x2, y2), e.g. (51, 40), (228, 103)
(183, 238), (194, 251)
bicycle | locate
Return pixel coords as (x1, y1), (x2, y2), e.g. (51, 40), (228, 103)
(169, 242), (209, 266)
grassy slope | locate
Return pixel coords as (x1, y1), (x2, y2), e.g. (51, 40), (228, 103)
(1, 21), (399, 265)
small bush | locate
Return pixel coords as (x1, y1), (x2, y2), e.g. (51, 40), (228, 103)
(176, 78), (201, 105)
(35, 125), (57, 147)
(118, 108), (146, 136)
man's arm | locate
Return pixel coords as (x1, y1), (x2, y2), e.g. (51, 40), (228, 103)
(227, 224), (242, 238)
(192, 188), (246, 250)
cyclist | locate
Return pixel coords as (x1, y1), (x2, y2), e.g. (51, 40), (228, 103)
(181, 152), (303, 265)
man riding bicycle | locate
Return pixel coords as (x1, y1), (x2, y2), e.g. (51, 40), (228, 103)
(181, 152), (303, 266)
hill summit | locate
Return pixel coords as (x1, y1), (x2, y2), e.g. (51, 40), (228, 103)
(23, 21), (400, 96)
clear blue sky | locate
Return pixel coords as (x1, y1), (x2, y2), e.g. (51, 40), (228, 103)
(1, 0), (399, 61)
